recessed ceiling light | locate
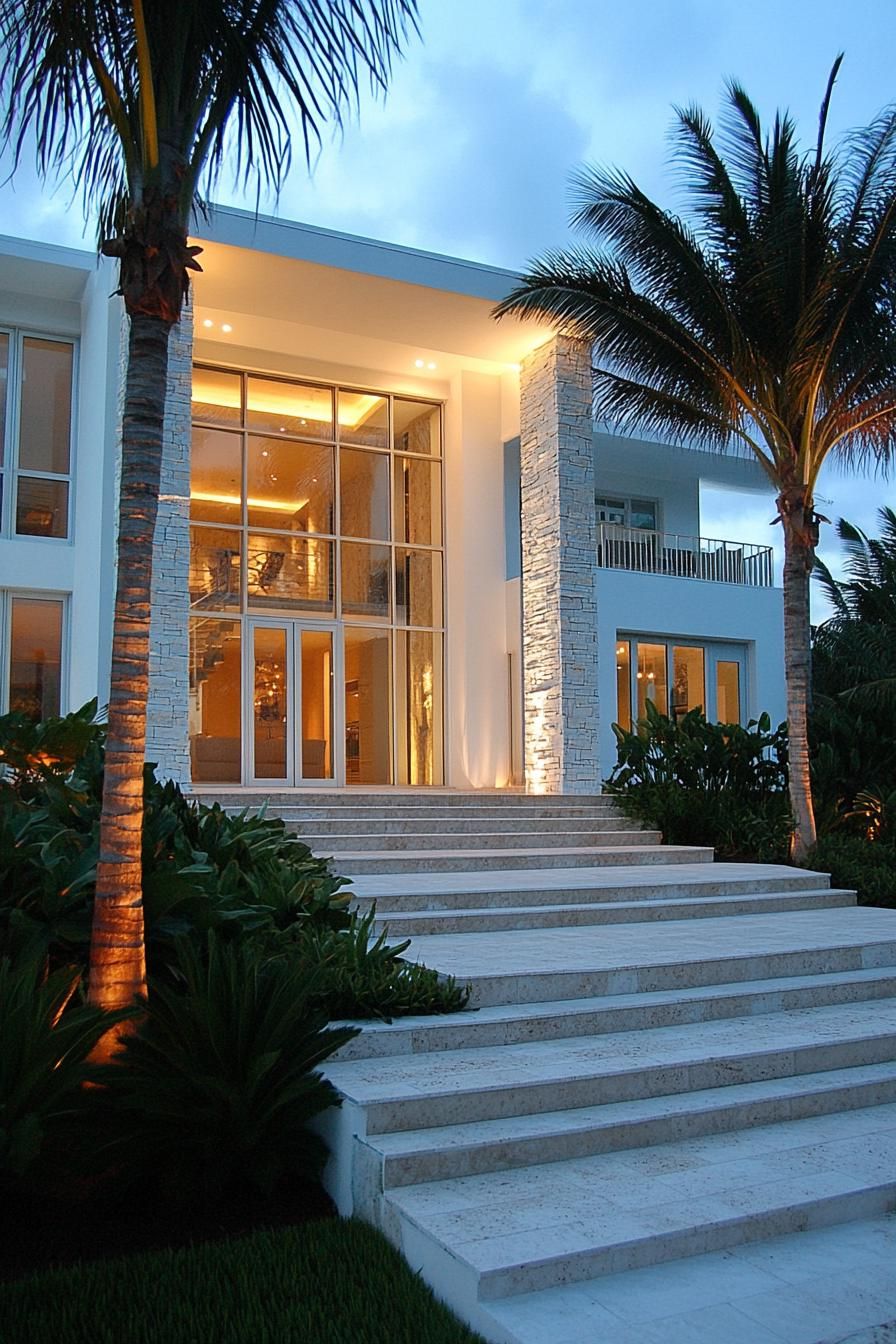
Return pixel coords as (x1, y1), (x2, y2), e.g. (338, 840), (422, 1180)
(202, 318), (214, 329)
(414, 358), (425, 368)
(427, 362), (437, 370)
(221, 323), (232, 334)
(279, 426), (286, 433)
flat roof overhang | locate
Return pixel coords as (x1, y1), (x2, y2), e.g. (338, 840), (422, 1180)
(191, 206), (554, 380)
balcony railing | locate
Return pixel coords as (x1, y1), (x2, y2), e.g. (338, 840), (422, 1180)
(596, 523), (774, 588)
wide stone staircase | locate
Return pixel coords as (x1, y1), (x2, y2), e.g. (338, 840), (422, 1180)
(199, 789), (896, 1343)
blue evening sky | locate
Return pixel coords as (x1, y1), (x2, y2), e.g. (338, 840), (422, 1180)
(0, 0), (893, 611)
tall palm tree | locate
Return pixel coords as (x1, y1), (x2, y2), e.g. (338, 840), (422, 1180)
(495, 61), (896, 860)
(0, 0), (418, 1017)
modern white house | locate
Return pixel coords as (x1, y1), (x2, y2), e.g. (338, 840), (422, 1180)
(0, 209), (785, 792)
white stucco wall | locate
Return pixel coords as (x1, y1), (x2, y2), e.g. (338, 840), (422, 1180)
(595, 566), (786, 779)
(445, 368), (513, 787)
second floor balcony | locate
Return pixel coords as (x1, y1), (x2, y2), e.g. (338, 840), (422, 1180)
(596, 523), (774, 588)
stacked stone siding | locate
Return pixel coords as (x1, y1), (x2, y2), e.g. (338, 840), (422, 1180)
(145, 304), (193, 785)
(519, 335), (600, 793)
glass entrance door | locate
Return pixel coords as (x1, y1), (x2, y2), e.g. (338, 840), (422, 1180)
(248, 620), (337, 785)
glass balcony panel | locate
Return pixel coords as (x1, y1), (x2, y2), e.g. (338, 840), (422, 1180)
(394, 548), (442, 627)
(246, 436), (333, 534)
(191, 427), (242, 524)
(19, 338), (72, 474)
(340, 541), (391, 619)
(338, 392), (388, 449)
(247, 533), (334, 613)
(393, 456), (442, 546)
(0, 332), (8, 464)
(246, 377), (333, 440)
(189, 618), (241, 782)
(192, 366), (242, 424)
(190, 526), (241, 609)
(394, 399), (440, 456)
(340, 448), (390, 539)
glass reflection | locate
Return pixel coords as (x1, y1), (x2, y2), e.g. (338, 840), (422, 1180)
(189, 619), (241, 782)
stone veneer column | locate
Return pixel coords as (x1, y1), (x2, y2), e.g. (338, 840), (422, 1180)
(144, 302), (193, 785)
(520, 334), (600, 793)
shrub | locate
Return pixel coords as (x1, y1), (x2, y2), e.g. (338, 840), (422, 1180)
(100, 935), (358, 1206)
(0, 956), (127, 1186)
(605, 704), (792, 862)
(286, 909), (470, 1021)
(805, 832), (896, 908)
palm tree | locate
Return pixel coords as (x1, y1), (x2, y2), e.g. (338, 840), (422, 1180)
(495, 60), (896, 860)
(0, 0), (418, 1017)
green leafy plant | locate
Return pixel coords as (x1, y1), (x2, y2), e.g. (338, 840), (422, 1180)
(100, 935), (358, 1206)
(605, 704), (792, 861)
(0, 956), (126, 1185)
(804, 832), (896, 908)
(288, 908), (470, 1021)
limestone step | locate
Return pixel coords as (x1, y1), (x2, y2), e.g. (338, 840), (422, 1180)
(311, 828), (660, 853)
(285, 813), (634, 835)
(386, 1103), (896, 1301)
(323, 1000), (896, 1136)
(333, 968), (896, 1062)
(363, 1061), (896, 1189)
(191, 790), (612, 810)
(477, 1213), (896, 1343)
(332, 844), (712, 875)
(370, 888), (855, 936)
(399, 907), (896, 1007)
(349, 862), (826, 912)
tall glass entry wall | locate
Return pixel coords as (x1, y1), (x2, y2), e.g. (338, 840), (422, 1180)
(188, 367), (445, 786)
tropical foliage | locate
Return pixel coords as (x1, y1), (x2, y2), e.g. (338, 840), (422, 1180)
(0, 0), (419, 1015)
(605, 704), (792, 861)
(496, 62), (896, 858)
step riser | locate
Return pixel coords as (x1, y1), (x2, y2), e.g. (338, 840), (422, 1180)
(351, 872), (826, 912)
(474, 1182), (896, 1300)
(285, 817), (634, 836)
(361, 1032), (896, 1134)
(463, 941), (896, 1007)
(380, 1071), (896, 1188)
(282, 811), (631, 833)
(333, 974), (896, 1061)
(370, 892), (854, 935)
(335, 847), (713, 875)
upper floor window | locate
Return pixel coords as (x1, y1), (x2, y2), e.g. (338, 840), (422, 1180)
(596, 495), (657, 530)
(0, 331), (75, 540)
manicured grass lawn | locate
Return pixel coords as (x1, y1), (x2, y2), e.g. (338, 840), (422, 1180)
(0, 1217), (487, 1344)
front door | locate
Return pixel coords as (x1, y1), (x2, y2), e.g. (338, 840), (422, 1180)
(247, 619), (339, 785)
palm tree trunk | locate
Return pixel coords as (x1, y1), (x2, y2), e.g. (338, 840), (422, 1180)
(89, 312), (171, 1017)
(779, 491), (818, 861)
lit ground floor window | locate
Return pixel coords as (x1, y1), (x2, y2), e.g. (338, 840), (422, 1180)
(615, 634), (746, 731)
(1, 592), (65, 719)
(188, 615), (444, 787)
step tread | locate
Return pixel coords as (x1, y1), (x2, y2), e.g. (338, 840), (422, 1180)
(349, 861), (827, 900)
(479, 1213), (896, 1344)
(387, 1103), (896, 1290)
(332, 843), (672, 858)
(371, 889), (854, 924)
(324, 999), (896, 1107)
(397, 906), (896, 985)
(368, 1060), (896, 1163)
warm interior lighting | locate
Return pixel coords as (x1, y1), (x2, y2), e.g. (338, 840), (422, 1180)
(202, 319), (214, 328)
(192, 371), (381, 429)
(191, 490), (309, 512)
(221, 324), (233, 333)
(414, 359), (425, 368)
